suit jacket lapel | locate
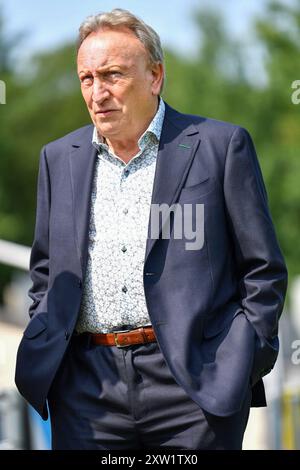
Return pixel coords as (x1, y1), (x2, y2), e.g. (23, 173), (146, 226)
(69, 126), (97, 277)
(144, 105), (201, 262)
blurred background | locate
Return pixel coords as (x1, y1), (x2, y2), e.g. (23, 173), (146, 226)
(0, 0), (300, 450)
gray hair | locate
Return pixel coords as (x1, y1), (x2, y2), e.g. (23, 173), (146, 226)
(77, 8), (165, 91)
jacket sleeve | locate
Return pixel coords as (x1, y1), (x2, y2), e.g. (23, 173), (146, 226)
(28, 146), (51, 318)
(223, 127), (288, 382)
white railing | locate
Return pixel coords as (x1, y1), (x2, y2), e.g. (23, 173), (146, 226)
(0, 239), (31, 448)
(0, 239), (30, 271)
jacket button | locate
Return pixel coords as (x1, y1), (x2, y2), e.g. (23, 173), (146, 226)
(65, 331), (70, 340)
(78, 280), (82, 288)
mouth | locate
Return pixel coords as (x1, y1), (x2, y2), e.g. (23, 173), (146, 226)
(95, 109), (118, 116)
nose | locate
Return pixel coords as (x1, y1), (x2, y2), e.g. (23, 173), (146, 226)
(92, 78), (110, 104)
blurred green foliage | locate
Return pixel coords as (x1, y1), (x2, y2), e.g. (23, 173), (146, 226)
(0, 0), (299, 298)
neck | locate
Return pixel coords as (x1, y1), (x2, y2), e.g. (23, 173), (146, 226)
(107, 139), (140, 164)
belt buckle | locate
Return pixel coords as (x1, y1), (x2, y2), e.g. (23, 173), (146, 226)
(113, 332), (128, 348)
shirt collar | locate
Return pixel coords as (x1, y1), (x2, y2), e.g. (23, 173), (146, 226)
(92, 98), (165, 151)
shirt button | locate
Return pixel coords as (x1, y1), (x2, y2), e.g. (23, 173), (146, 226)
(123, 208), (128, 214)
(124, 169), (130, 177)
(122, 285), (128, 293)
(121, 246), (127, 253)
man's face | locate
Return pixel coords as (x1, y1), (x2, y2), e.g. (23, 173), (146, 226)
(77, 27), (163, 141)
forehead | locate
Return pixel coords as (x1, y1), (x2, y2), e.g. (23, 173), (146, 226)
(77, 28), (148, 70)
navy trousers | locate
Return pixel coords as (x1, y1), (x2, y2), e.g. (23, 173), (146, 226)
(48, 334), (251, 450)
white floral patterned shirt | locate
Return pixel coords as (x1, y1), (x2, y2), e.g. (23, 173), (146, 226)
(76, 99), (165, 333)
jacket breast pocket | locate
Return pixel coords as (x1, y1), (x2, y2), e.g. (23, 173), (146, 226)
(178, 177), (216, 203)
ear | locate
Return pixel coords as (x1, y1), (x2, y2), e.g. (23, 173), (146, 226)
(150, 62), (164, 96)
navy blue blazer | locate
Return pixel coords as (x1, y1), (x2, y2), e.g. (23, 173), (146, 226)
(15, 102), (288, 419)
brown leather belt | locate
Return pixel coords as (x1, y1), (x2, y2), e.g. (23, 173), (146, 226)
(91, 326), (156, 348)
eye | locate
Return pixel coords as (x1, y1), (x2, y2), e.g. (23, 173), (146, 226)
(106, 71), (122, 79)
(80, 75), (93, 86)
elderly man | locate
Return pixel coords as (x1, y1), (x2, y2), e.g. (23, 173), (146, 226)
(15, 9), (287, 450)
